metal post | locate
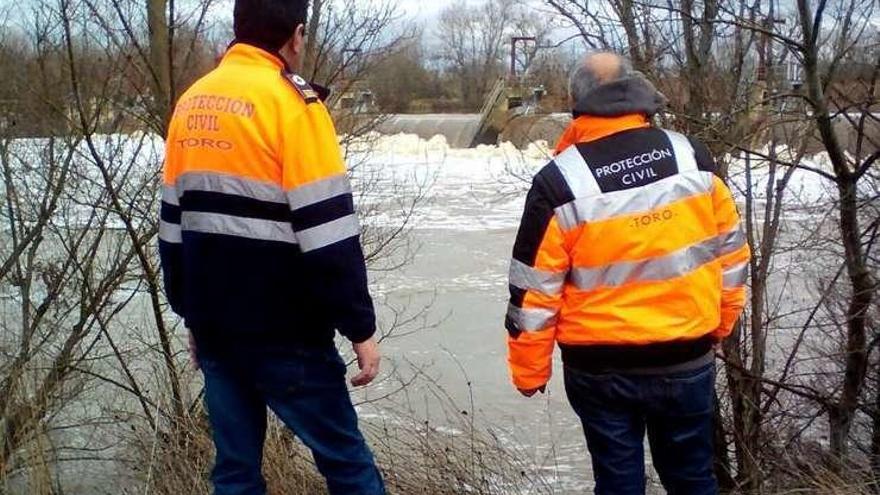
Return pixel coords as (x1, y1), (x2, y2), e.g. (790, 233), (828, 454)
(340, 47), (362, 81)
(510, 36), (537, 78)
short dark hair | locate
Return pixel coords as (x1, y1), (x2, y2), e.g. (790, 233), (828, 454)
(234, 0), (309, 51)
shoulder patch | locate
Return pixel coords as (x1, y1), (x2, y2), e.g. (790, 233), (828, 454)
(284, 72), (320, 104)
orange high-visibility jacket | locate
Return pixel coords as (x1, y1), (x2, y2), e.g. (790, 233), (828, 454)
(159, 43), (375, 346)
(506, 116), (750, 390)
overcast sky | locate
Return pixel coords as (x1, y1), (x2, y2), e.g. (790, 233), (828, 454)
(397, 0), (549, 23)
(397, 0), (446, 21)
(201, 0), (447, 31)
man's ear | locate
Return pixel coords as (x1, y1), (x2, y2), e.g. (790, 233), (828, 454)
(292, 23), (306, 54)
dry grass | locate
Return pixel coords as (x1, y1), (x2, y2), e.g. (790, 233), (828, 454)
(770, 470), (878, 495)
(124, 397), (880, 495)
(124, 399), (549, 495)
(6, 407), (880, 494)
(757, 448), (880, 495)
(123, 411), (328, 494)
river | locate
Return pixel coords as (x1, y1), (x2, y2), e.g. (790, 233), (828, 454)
(2, 131), (842, 494)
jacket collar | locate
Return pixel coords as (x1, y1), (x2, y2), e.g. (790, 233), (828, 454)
(222, 42), (286, 71)
(220, 43), (331, 102)
(554, 114), (650, 155)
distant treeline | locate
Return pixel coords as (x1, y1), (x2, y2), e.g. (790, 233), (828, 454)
(1, 0), (878, 138)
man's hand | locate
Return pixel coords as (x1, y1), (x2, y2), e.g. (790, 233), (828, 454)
(518, 385), (546, 397)
(351, 337), (381, 387)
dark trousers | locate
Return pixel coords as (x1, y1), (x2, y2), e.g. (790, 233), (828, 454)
(198, 346), (385, 495)
(563, 362), (718, 495)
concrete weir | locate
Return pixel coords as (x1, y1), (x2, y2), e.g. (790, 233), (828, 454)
(377, 114), (484, 148)
(367, 76), (879, 151)
(376, 78), (520, 148)
(374, 111), (879, 153)
(376, 112), (571, 149)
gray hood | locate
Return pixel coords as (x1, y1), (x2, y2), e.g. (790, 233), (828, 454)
(572, 76), (668, 118)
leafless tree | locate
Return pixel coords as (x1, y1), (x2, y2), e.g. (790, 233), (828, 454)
(437, 0), (550, 111)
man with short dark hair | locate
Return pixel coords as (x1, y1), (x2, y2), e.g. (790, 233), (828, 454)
(158, 1), (385, 493)
(506, 52), (750, 494)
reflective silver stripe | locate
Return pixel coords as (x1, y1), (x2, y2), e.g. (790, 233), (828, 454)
(181, 211), (297, 244)
(554, 146), (602, 199)
(177, 171), (286, 204)
(287, 174), (352, 211)
(506, 304), (557, 332)
(571, 235), (720, 290)
(718, 224), (747, 256)
(723, 262), (749, 288)
(159, 220), (182, 243)
(663, 130), (698, 173)
(555, 171), (714, 230)
(509, 259), (567, 295)
(296, 214), (360, 252)
(162, 185), (179, 206)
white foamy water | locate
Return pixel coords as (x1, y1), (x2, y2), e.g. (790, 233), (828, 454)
(349, 132), (842, 234)
(347, 133), (550, 233)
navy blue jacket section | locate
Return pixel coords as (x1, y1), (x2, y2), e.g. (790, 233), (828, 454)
(158, 188), (376, 351)
(506, 162), (574, 338)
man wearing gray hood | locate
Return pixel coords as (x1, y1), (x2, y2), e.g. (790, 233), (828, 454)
(506, 52), (750, 494)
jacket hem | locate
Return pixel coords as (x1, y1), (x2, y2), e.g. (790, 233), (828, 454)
(559, 335), (714, 373)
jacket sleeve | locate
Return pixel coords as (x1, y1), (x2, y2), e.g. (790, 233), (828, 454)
(711, 175), (751, 339)
(159, 123), (185, 316)
(280, 102), (376, 343)
(506, 171), (571, 390)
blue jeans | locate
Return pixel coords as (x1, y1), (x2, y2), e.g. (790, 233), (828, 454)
(198, 346), (385, 495)
(563, 362), (718, 495)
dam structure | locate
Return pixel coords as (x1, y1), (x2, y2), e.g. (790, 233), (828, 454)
(339, 76), (879, 153)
